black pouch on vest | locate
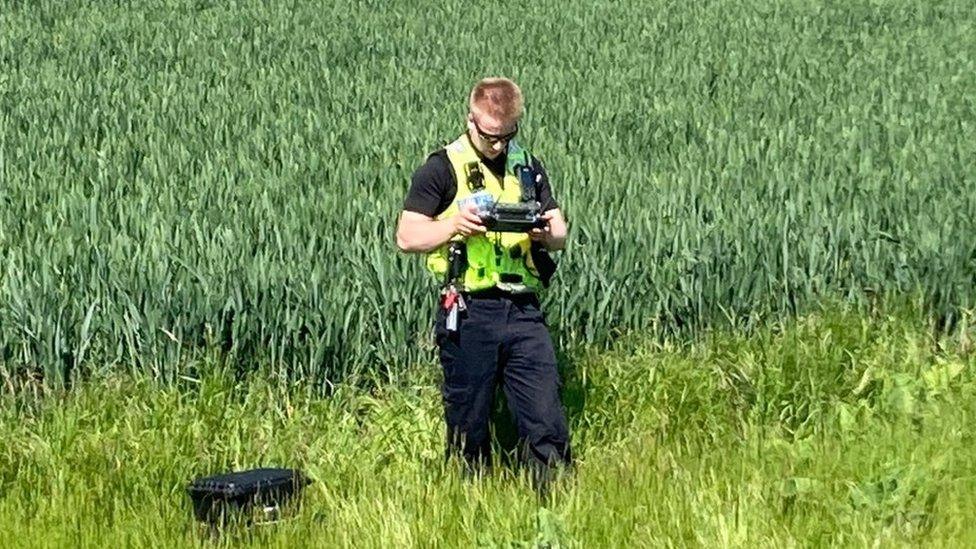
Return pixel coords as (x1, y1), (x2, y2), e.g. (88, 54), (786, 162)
(530, 242), (558, 288)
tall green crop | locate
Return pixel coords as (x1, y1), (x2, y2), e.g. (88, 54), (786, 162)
(1, 0), (974, 385)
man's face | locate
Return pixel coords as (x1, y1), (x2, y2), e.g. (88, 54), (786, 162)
(467, 111), (519, 159)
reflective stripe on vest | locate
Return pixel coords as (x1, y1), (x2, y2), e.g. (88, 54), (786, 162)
(425, 135), (543, 293)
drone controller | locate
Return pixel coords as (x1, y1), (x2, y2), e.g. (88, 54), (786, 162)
(460, 161), (548, 233)
(480, 201), (547, 233)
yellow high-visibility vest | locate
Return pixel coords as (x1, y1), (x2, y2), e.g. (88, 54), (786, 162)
(425, 135), (544, 293)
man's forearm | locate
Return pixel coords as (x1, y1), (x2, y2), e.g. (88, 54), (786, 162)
(396, 215), (457, 253)
(542, 235), (566, 251)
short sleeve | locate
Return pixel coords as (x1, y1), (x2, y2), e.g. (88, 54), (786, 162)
(403, 151), (457, 217)
(531, 156), (559, 212)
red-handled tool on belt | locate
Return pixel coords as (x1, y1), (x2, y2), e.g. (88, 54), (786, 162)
(442, 241), (467, 332)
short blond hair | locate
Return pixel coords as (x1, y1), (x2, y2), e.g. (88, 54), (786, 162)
(469, 77), (524, 121)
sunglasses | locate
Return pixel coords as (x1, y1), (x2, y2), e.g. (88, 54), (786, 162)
(472, 118), (519, 145)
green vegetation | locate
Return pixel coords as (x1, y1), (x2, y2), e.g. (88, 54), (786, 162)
(1, 306), (973, 546)
(1, 0), (974, 382)
(2, 0), (975, 545)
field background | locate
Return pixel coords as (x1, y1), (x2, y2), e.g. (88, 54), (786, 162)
(1, 0), (975, 546)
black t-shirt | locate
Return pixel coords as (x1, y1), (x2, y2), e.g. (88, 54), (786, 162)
(403, 140), (558, 218)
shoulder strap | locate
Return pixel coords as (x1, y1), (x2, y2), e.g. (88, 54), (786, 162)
(507, 142), (537, 202)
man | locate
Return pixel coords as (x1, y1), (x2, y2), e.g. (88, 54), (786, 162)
(396, 77), (571, 485)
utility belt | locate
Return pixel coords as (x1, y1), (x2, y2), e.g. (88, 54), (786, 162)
(463, 287), (539, 304)
(440, 286), (540, 332)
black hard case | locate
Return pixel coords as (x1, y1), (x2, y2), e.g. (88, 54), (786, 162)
(187, 468), (310, 523)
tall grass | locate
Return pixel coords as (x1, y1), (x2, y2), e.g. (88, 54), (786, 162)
(1, 0), (974, 383)
(0, 305), (972, 546)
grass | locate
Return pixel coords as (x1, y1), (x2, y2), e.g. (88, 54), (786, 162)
(1, 0), (974, 381)
(1, 303), (973, 547)
(1, 3), (974, 544)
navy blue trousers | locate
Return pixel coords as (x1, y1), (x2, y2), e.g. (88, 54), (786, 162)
(435, 291), (572, 474)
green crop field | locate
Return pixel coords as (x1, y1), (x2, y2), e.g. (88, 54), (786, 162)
(1, 0), (975, 546)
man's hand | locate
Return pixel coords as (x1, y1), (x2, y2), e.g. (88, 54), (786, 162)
(453, 203), (487, 237)
(396, 204), (486, 254)
(528, 209), (567, 251)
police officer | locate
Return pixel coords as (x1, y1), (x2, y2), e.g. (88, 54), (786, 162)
(396, 77), (571, 485)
